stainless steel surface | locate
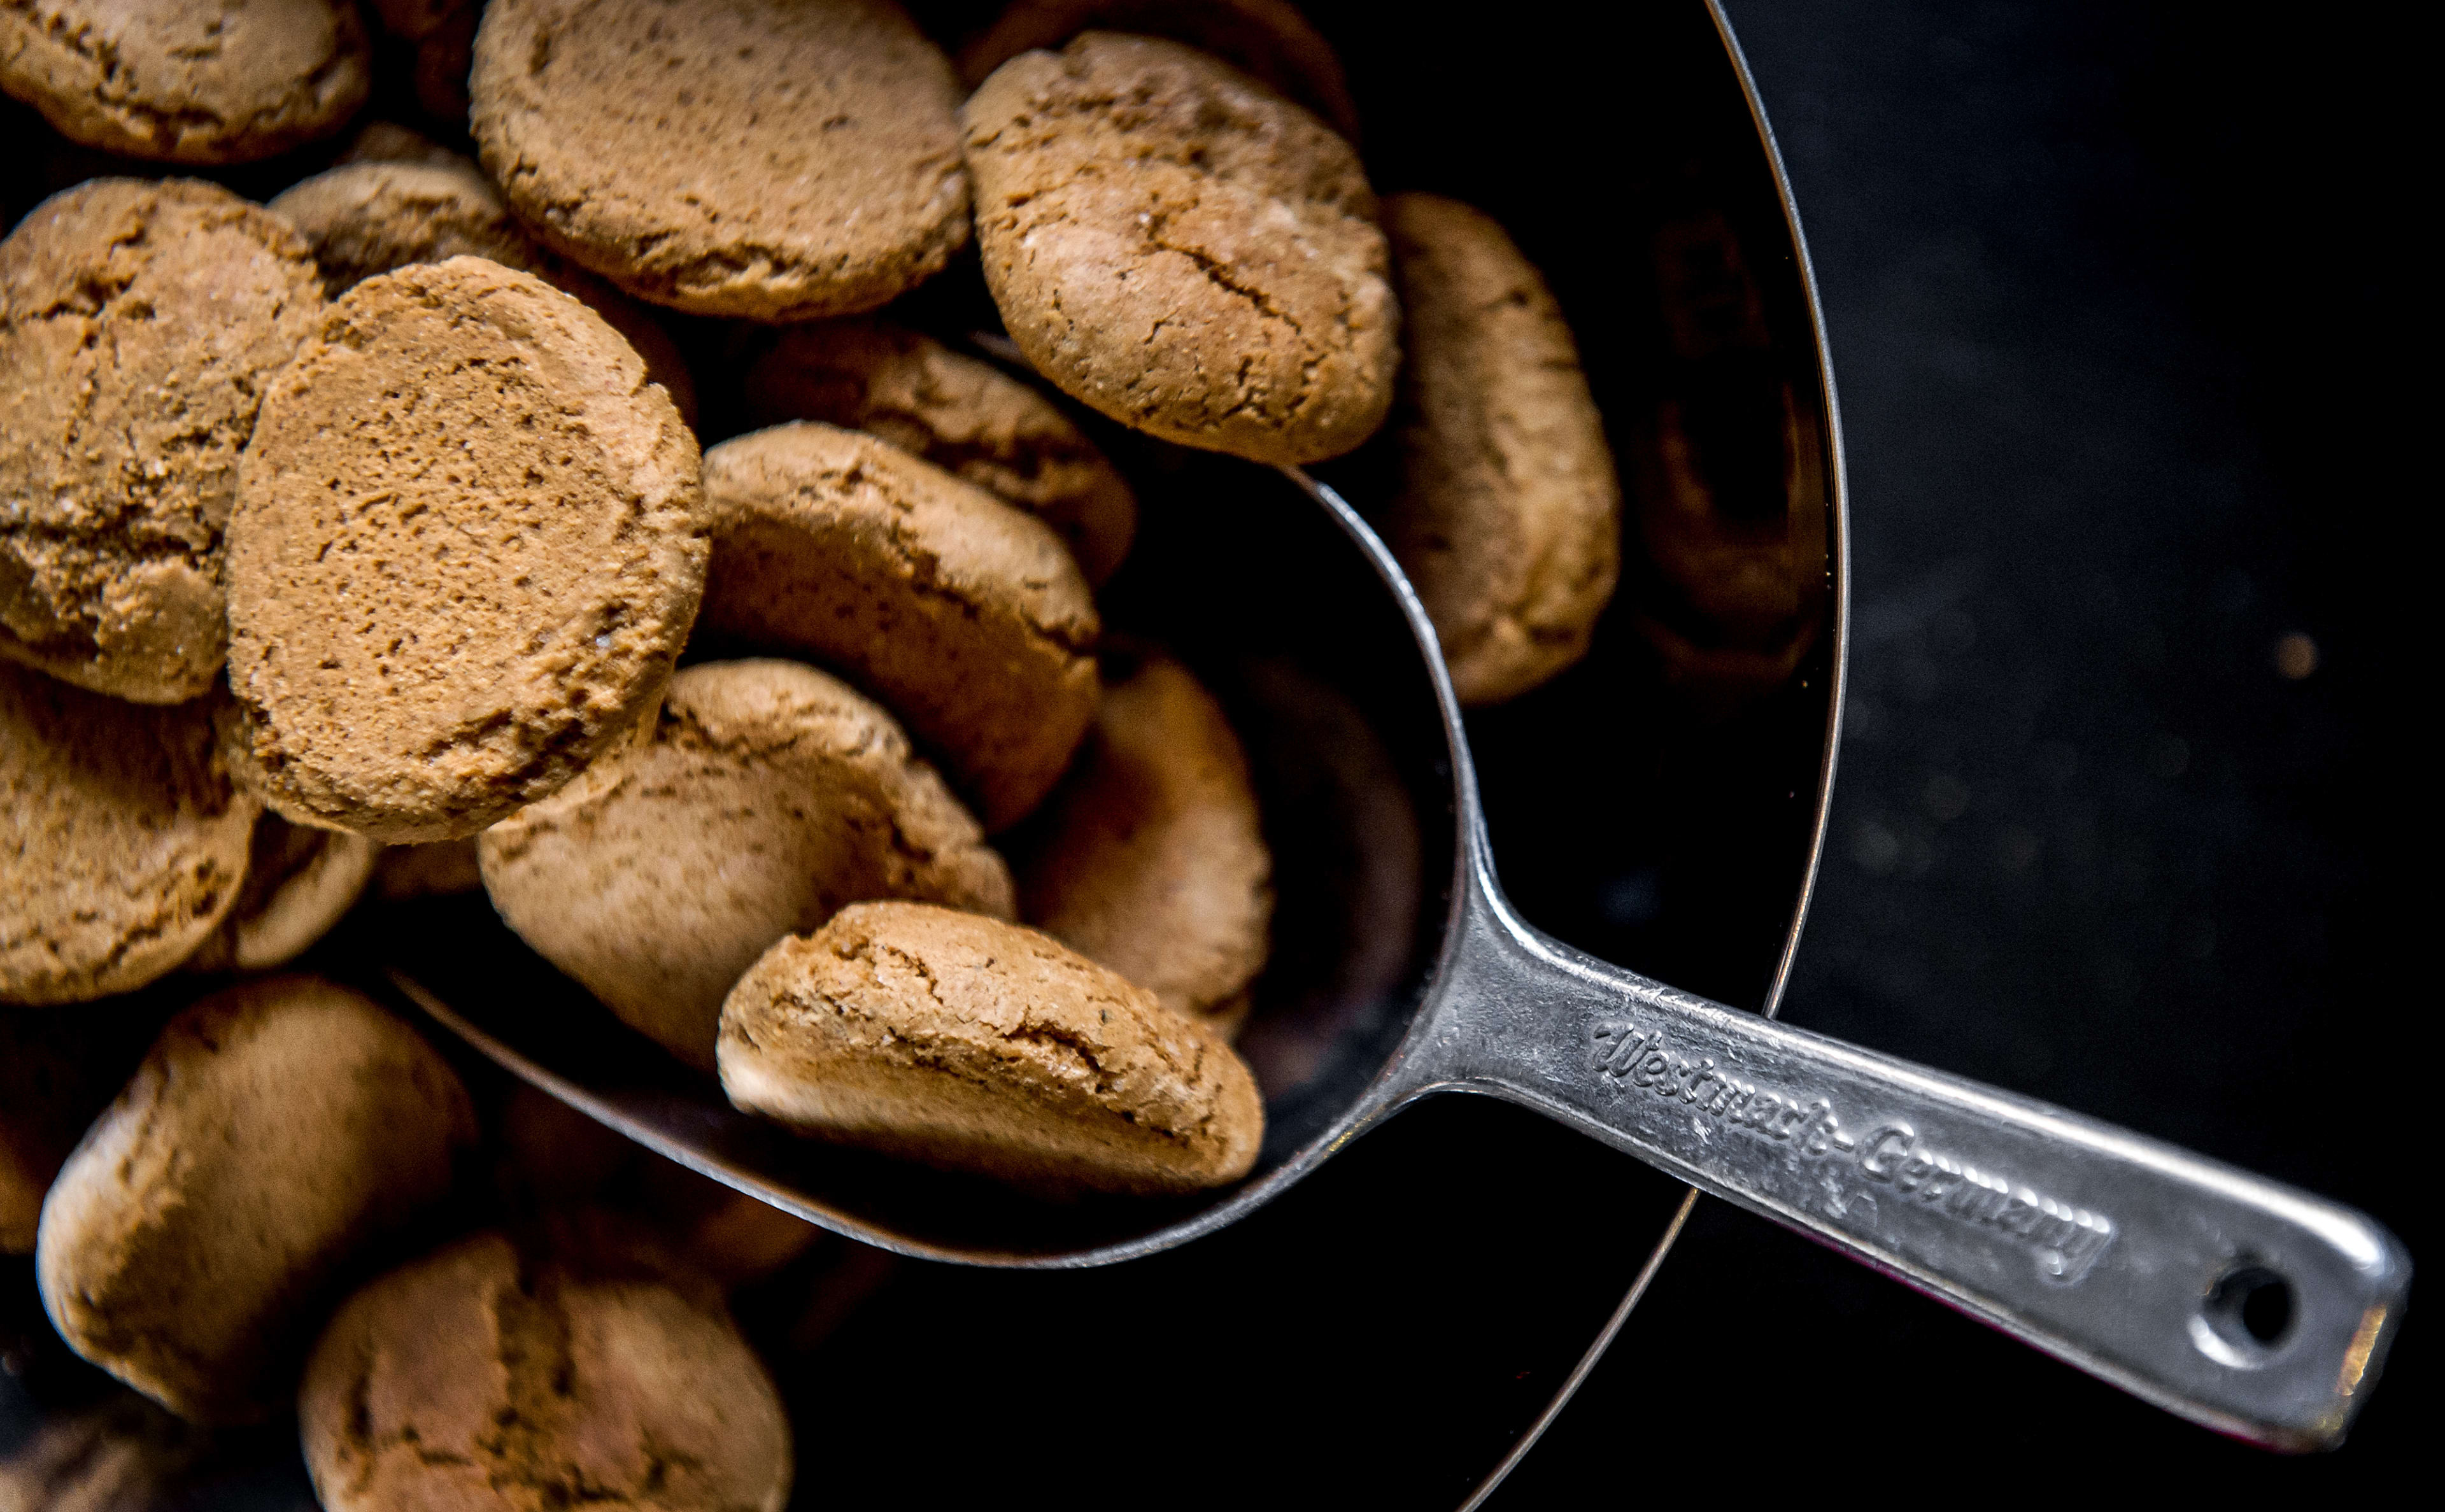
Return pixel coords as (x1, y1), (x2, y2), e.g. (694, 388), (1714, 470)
(402, 455), (2406, 1450)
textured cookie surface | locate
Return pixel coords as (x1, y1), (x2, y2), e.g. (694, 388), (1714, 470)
(267, 159), (698, 421)
(961, 31), (1396, 463)
(35, 976), (474, 1423)
(300, 1230), (791, 1512)
(746, 320), (1135, 584)
(471, 0), (970, 320)
(183, 814), (378, 974)
(1, 179), (323, 702)
(700, 423), (1098, 831)
(1380, 194), (1620, 705)
(956, 0), (1359, 141)
(2, 663), (259, 1005)
(720, 901), (1263, 1194)
(0, 0), (371, 163)
(222, 256), (705, 843)
(481, 659), (1015, 1071)
(1019, 649), (1270, 1032)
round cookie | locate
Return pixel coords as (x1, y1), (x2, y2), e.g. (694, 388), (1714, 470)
(2, 663), (259, 1005)
(267, 159), (699, 423)
(956, 0), (1360, 143)
(481, 658), (1016, 1071)
(1379, 192), (1620, 705)
(1, 178), (325, 703)
(300, 1229), (792, 1512)
(699, 423), (1099, 833)
(470, 0), (970, 320)
(1017, 648), (1271, 1035)
(222, 256), (705, 844)
(183, 814), (378, 974)
(35, 975), (476, 1423)
(0, 0), (371, 164)
(745, 320), (1135, 585)
(961, 31), (1397, 464)
(719, 900), (1264, 1195)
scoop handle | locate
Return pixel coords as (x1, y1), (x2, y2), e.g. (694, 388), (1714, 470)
(1394, 849), (2409, 1450)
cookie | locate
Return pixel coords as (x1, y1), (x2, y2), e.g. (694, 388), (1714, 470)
(35, 976), (476, 1423)
(481, 658), (1015, 1070)
(470, 0), (970, 320)
(699, 423), (1098, 833)
(745, 320), (1135, 585)
(221, 256), (705, 844)
(1, 179), (324, 703)
(2, 663), (259, 1005)
(183, 814), (378, 974)
(267, 159), (699, 423)
(333, 118), (467, 168)
(1017, 648), (1271, 1035)
(956, 0), (1359, 143)
(371, 837), (483, 900)
(1379, 193), (1620, 705)
(961, 31), (1397, 464)
(719, 901), (1264, 1195)
(0, 0), (371, 164)
(299, 1229), (793, 1512)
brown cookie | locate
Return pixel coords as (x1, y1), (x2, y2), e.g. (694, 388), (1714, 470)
(1017, 648), (1271, 1035)
(0, 0), (371, 164)
(961, 32), (1397, 463)
(745, 320), (1135, 585)
(2, 663), (259, 1005)
(470, 0), (970, 320)
(333, 118), (467, 168)
(222, 256), (705, 844)
(35, 976), (476, 1423)
(182, 814), (378, 975)
(700, 423), (1098, 833)
(1, 179), (324, 703)
(371, 837), (483, 900)
(481, 658), (1015, 1071)
(956, 0), (1360, 143)
(719, 901), (1264, 1195)
(1380, 193), (1620, 705)
(299, 1229), (792, 1512)
(267, 159), (699, 423)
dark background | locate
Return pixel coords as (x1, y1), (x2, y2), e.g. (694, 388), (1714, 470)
(1494, 0), (2428, 1496)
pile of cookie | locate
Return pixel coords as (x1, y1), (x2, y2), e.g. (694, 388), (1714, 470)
(3, 1), (1621, 1506)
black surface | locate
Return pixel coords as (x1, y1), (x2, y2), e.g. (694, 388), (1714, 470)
(1496, 1), (2427, 1498)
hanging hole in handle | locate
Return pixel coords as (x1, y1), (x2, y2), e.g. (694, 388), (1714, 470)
(2191, 1262), (2296, 1367)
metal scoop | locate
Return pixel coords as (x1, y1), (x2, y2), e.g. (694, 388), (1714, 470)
(379, 449), (2406, 1453)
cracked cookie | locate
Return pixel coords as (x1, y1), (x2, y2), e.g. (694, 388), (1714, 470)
(481, 658), (1015, 1071)
(221, 256), (705, 844)
(0, 0), (371, 164)
(1379, 192), (1620, 705)
(698, 423), (1098, 833)
(1017, 647), (1271, 1037)
(183, 813), (378, 974)
(956, 0), (1359, 143)
(1, 178), (324, 703)
(719, 900), (1264, 1195)
(36, 975), (476, 1424)
(961, 31), (1396, 464)
(744, 320), (1135, 585)
(268, 157), (698, 423)
(469, 0), (970, 320)
(3, 661), (259, 1005)
(299, 1228), (791, 1512)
